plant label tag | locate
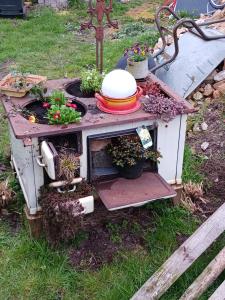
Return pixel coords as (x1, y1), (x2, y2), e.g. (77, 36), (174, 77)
(136, 126), (153, 149)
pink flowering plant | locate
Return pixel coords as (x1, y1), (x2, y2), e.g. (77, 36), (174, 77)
(124, 43), (151, 62)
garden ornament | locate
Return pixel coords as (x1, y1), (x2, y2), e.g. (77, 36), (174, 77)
(81, 0), (118, 73)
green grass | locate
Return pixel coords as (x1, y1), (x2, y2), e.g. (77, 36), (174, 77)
(0, 105), (10, 160)
(182, 145), (205, 183)
(0, 204), (200, 300)
(0, 2), (223, 299)
(1, 202), (224, 300)
(0, 3), (158, 78)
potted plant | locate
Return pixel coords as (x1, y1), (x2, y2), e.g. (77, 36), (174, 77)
(30, 84), (48, 102)
(40, 180), (94, 244)
(124, 43), (151, 79)
(106, 135), (161, 179)
(80, 68), (105, 97)
(26, 90), (82, 125)
(46, 91), (81, 125)
(0, 71), (46, 97)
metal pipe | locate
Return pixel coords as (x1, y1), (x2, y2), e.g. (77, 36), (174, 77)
(153, 6), (180, 59)
(48, 177), (82, 188)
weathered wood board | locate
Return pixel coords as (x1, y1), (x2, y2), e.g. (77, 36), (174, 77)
(180, 246), (225, 299)
(131, 203), (225, 300)
(208, 280), (225, 300)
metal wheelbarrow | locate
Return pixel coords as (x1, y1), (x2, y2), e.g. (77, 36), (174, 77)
(152, 6), (225, 98)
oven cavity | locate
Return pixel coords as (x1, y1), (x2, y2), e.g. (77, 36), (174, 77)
(87, 126), (158, 183)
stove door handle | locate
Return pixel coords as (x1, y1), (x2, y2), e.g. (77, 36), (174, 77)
(36, 156), (46, 168)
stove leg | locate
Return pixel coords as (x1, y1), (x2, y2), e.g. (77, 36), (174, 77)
(24, 205), (43, 239)
(172, 184), (183, 205)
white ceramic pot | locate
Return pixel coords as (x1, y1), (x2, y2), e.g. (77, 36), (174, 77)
(127, 58), (149, 79)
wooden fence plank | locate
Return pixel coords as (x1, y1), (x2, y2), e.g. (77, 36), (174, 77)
(208, 280), (225, 300)
(131, 203), (225, 300)
(179, 246), (225, 299)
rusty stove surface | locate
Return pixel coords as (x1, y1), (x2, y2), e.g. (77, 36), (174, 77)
(1, 73), (194, 140)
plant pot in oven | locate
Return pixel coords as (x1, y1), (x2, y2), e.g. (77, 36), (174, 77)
(117, 160), (145, 179)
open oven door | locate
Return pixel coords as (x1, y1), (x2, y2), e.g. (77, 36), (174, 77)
(95, 172), (176, 211)
(36, 141), (59, 180)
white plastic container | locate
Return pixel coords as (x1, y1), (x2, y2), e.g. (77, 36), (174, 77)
(79, 195), (94, 214)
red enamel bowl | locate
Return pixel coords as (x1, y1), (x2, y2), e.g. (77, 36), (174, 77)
(95, 87), (143, 111)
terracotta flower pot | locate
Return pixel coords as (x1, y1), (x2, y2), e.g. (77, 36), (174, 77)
(0, 74), (47, 98)
(126, 58), (149, 79)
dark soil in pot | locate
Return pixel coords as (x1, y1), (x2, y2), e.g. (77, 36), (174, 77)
(118, 160), (144, 179)
(65, 80), (95, 98)
(23, 99), (87, 125)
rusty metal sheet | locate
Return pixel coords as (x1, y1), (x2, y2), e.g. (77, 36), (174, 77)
(95, 172), (176, 211)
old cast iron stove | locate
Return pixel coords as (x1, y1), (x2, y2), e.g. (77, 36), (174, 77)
(2, 74), (194, 215)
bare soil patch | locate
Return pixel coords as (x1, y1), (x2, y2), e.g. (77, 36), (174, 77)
(69, 201), (153, 270)
(126, 2), (160, 22)
(0, 211), (21, 234)
(187, 98), (225, 213)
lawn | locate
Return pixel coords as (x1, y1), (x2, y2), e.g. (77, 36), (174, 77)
(0, 2), (225, 300)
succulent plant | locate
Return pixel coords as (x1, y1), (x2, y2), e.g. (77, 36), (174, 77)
(143, 82), (185, 122)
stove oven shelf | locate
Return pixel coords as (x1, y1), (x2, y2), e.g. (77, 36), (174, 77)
(95, 172), (176, 211)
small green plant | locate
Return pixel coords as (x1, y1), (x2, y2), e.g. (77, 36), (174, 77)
(30, 84), (47, 102)
(47, 105), (81, 125)
(106, 135), (161, 168)
(177, 10), (195, 19)
(124, 43), (151, 62)
(106, 223), (122, 244)
(59, 153), (80, 181)
(182, 146), (205, 183)
(80, 68), (104, 95)
(68, 0), (85, 8)
(49, 90), (67, 106)
(115, 22), (147, 39)
(46, 90), (81, 125)
(9, 71), (30, 90)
